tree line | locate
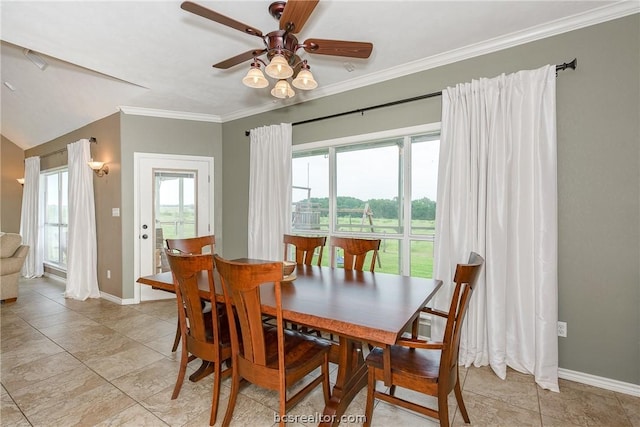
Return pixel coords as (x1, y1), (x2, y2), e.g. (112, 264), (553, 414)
(300, 196), (436, 220)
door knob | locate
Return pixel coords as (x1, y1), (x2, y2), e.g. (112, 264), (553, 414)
(142, 234), (148, 239)
(142, 224), (148, 229)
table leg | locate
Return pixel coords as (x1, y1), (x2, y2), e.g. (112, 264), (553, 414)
(320, 337), (368, 427)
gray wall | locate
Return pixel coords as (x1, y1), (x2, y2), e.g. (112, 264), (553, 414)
(24, 114), (122, 294)
(0, 136), (25, 233)
(120, 114), (223, 299)
(221, 15), (639, 384)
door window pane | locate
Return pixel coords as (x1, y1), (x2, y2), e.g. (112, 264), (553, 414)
(154, 171), (197, 272)
(155, 171), (197, 240)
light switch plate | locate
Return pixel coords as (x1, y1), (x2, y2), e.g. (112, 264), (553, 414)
(112, 208), (120, 217)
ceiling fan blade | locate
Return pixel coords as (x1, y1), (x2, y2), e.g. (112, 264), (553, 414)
(181, 1), (263, 38)
(213, 49), (266, 69)
(303, 38), (373, 58)
(279, 0), (319, 33)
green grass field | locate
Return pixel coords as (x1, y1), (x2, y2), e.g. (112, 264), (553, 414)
(298, 217), (436, 278)
(157, 207), (436, 278)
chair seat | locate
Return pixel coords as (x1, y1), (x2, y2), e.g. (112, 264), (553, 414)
(367, 346), (441, 383)
(263, 326), (331, 369)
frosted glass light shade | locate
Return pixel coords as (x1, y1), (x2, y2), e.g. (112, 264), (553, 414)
(88, 160), (105, 170)
(292, 69), (318, 90)
(271, 80), (295, 99)
(265, 54), (293, 79)
(242, 67), (268, 88)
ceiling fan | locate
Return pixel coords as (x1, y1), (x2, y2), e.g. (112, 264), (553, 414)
(181, 0), (373, 98)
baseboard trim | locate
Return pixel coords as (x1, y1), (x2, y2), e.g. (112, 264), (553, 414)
(558, 368), (640, 397)
(99, 291), (138, 305)
(43, 272), (66, 284)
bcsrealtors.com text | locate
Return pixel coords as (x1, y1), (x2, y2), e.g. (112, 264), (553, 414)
(274, 412), (366, 424)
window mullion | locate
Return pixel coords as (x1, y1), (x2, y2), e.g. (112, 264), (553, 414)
(402, 136), (412, 275)
(328, 146), (337, 266)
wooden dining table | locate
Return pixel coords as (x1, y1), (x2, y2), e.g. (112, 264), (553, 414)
(138, 262), (442, 426)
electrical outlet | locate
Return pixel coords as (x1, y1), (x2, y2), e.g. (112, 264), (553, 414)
(557, 321), (567, 337)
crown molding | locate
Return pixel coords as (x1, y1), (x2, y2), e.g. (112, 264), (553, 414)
(220, 1), (639, 123)
(119, 106), (222, 123)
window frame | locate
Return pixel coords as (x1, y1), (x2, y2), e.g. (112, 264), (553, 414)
(292, 122), (441, 277)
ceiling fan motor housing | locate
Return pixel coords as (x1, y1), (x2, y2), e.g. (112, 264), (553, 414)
(265, 30), (299, 63)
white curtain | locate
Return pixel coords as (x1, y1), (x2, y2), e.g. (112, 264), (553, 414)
(19, 156), (44, 278)
(433, 64), (559, 391)
(248, 123), (292, 260)
(64, 139), (100, 300)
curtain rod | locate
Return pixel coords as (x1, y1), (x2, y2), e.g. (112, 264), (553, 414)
(244, 58), (577, 136)
(38, 137), (97, 159)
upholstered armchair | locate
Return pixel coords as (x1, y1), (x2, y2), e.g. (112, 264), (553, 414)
(0, 233), (30, 303)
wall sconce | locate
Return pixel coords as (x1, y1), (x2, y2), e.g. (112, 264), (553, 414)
(16, 178), (25, 186)
(88, 159), (109, 177)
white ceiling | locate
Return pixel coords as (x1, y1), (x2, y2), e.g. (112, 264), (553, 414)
(1, 1), (637, 150)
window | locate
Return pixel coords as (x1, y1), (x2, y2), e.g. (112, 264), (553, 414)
(292, 124), (440, 277)
(43, 168), (68, 268)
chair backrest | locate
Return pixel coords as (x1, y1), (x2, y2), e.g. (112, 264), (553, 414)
(165, 250), (222, 346)
(330, 236), (381, 272)
(283, 234), (327, 266)
(214, 255), (283, 366)
(441, 252), (484, 377)
(166, 235), (215, 254)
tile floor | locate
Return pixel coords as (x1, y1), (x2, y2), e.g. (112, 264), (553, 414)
(1, 277), (638, 426)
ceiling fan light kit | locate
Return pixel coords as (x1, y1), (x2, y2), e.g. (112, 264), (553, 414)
(242, 63), (270, 88)
(181, 0), (372, 100)
(292, 62), (317, 90)
(271, 79), (295, 99)
(265, 53), (294, 79)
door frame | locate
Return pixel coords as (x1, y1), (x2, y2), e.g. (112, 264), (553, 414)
(133, 152), (214, 303)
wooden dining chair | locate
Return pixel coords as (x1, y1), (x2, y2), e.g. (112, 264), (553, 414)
(213, 255), (332, 427)
(364, 252), (484, 427)
(282, 234), (327, 335)
(165, 235), (216, 352)
(283, 234), (327, 266)
(165, 250), (232, 426)
(330, 236), (381, 272)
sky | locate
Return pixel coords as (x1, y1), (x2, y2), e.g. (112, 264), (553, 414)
(156, 139), (440, 206)
(292, 140), (439, 203)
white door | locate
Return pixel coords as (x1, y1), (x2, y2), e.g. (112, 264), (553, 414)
(134, 153), (214, 302)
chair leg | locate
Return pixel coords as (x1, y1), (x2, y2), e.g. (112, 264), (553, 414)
(171, 321), (181, 352)
(209, 360), (222, 426)
(438, 392), (449, 427)
(364, 369), (375, 427)
(222, 369), (240, 427)
(171, 343), (188, 399)
(454, 379), (470, 423)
